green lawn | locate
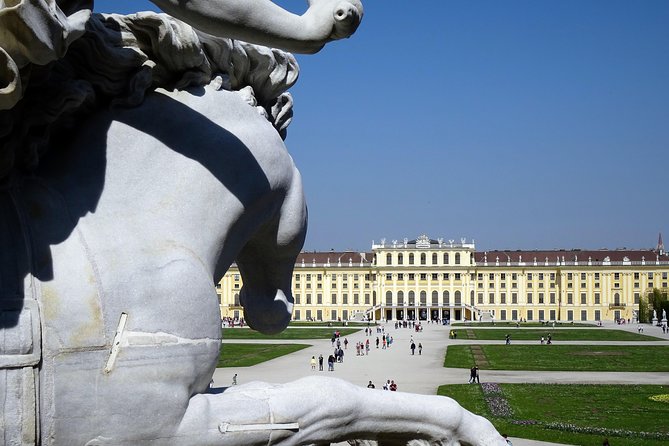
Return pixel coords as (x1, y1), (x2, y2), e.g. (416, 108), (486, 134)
(452, 321), (594, 327)
(288, 321), (369, 327)
(222, 327), (360, 339)
(438, 384), (669, 446)
(218, 343), (311, 367)
(455, 328), (658, 341)
(444, 345), (669, 371)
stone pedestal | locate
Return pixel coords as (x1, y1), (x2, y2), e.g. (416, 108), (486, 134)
(652, 317), (659, 326)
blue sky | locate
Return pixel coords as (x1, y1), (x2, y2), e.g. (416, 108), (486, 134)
(94, 1), (669, 252)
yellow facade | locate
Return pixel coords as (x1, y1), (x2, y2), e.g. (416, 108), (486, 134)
(217, 235), (669, 323)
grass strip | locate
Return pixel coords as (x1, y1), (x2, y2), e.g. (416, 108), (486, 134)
(222, 327), (360, 339)
(456, 328), (658, 341)
(438, 384), (669, 446)
(218, 343), (310, 367)
(444, 345), (669, 371)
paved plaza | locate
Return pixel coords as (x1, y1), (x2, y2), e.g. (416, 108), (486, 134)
(212, 322), (669, 445)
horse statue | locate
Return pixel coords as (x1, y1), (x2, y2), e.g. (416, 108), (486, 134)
(0, 1), (505, 445)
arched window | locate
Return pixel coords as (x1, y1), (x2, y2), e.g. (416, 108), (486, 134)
(443, 253), (449, 264)
(398, 253), (403, 265)
(385, 291), (393, 306)
(614, 293), (621, 305)
(397, 291), (404, 306)
(454, 290), (462, 305)
(420, 253), (426, 265)
(234, 293), (240, 306)
(432, 290), (439, 305)
(470, 290), (475, 306)
(455, 253), (461, 265)
(443, 291), (450, 305)
(432, 253), (438, 265)
(408, 291), (415, 306)
(409, 253), (415, 265)
(386, 253), (392, 265)
(420, 291), (427, 306)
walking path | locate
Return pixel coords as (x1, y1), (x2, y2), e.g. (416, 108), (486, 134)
(212, 321), (668, 445)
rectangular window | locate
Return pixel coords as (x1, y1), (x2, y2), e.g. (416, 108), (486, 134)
(581, 310), (587, 321)
(306, 274), (311, 280)
(500, 310), (507, 321)
(567, 310), (573, 321)
(512, 273), (517, 280)
(549, 293), (556, 304)
(342, 283), (348, 289)
(385, 273), (392, 281)
(567, 293), (573, 304)
(306, 283), (311, 289)
(500, 293), (506, 304)
(489, 273), (495, 280)
(342, 293), (348, 304)
(478, 273), (483, 280)
(317, 293), (323, 304)
(527, 310), (533, 321)
(594, 273), (600, 280)
(398, 273), (404, 280)
(477, 293), (484, 304)
(432, 273), (438, 280)
(295, 294), (301, 304)
(364, 293), (370, 305)
(331, 294), (337, 305)
(539, 273), (544, 280)
(512, 309), (518, 320)
(316, 310), (322, 321)
(581, 273), (586, 280)
(294, 310), (301, 320)
(306, 294), (312, 304)
(594, 310), (601, 321)
(443, 273), (449, 280)
(538, 293), (544, 304)
(550, 273), (555, 280)
(512, 292), (518, 304)
(331, 310), (337, 320)
(353, 293), (359, 304)
(488, 293), (495, 304)
(549, 310), (556, 320)
(306, 309), (312, 320)
(580, 293), (586, 304)
(614, 273), (620, 280)
(501, 273), (506, 280)
(594, 293), (600, 305)
(420, 273), (427, 280)
(527, 273), (533, 280)
(343, 310), (348, 320)
(634, 272), (640, 280)
(634, 293), (640, 304)
(489, 282), (495, 289)
(567, 273), (573, 280)
(538, 310), (545, 321)
(409, 273), (415, 280)
(648, 272), (654, 279)
(512, 282), (517, 289)
(455, 273), (461, 280)
(527, 292), (533, 304)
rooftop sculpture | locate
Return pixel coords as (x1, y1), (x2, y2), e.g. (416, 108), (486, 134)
(0, 1), (505, 444)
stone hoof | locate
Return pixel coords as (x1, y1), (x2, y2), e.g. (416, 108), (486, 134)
(331, 0), (364, 39)
(240, 287), (292, 335)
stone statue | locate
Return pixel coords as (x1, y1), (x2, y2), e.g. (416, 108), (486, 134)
(0, 1), (505, 445)
(654, 309), (658, 320)
(663, 309), (667, 320)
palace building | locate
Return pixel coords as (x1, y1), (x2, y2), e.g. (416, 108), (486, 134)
(217, 234), (669, 323)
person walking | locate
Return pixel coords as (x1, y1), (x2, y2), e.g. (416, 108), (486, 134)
(310, 356), (317, 370)
(389, 380), (397, 391)
(327, 354), (335, 371)
(418, 342), (422, 355)
(410, 341), (416, 355)
(318, 354), (324, 371)
(375, 336), (380, 348)
(367, 380), (375, 389)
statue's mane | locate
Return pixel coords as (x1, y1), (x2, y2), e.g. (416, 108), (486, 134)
(0, 11), (299, 180)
